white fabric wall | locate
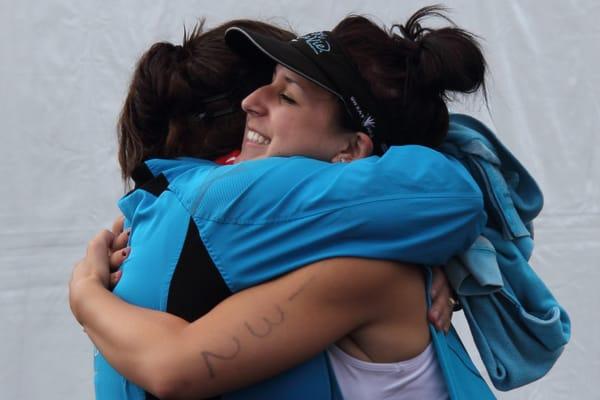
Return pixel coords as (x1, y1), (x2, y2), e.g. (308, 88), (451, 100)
(0, 0), (597, 398)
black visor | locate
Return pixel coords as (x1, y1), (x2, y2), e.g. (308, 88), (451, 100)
(225, 27), (390, 154)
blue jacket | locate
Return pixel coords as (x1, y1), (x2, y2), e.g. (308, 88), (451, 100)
(95, 145), (493, 399)
(441, 114), (571, 390)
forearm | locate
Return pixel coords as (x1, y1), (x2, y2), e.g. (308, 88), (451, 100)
(72, 278), (188, 395)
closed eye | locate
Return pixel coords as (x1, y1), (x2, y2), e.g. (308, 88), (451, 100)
(279, 93), (297, 105)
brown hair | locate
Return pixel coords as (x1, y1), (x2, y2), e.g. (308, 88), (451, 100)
(332, 5), (486, 148)
(117, 19), (295, 181)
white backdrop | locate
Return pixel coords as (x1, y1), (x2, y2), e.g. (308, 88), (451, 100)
(0, 0), (598, 398)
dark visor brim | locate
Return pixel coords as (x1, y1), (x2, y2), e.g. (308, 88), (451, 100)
(225, 27), (343, 100)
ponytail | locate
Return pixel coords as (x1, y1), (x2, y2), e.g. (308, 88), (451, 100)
(118, 39), (193, 181)
(118, 20), (295, 183)
(332, 6), (486, 148)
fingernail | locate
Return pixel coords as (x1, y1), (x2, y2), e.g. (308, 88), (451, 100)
(126, 228), (132, 236)
(122, 247), (130, 257)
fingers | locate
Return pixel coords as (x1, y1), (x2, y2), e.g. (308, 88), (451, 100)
(109, 246), (130, 272)
(111, 215), (125, 237)
(110, 215), (129, 253)
(111, 228), (131, 253)
(87, 229), (115, 261)
(81, 230), (116, 288)
(108, 224), (130, 272)
(428, 298), (448, 332)
(430, 266), (444, 299)
(109, 270), (123, 290)
(442, 302), (453, 333)
(434, 295), (453, 333)
(428, 267), (453, 333)
(429, 297), (452, 333)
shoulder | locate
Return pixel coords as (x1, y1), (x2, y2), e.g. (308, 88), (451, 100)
(378, 145), (481, 196)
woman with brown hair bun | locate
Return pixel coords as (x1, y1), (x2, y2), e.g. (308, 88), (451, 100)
(70, 7), (496, 400)
(117, 19), (295, 181)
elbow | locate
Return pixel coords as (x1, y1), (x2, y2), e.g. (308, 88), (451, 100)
(142, 362), (179, 399)
(149, 376), (196, 400)
(146, 363), (209, 400)
(141, 325), (207, 399)
(149, 379), (178, 400)
(150, 383), (184, 400)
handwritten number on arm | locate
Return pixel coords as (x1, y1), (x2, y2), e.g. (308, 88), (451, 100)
(201, 337), (242, 379)
(199, 275), (314, 379)
(244, 306), (285, 338)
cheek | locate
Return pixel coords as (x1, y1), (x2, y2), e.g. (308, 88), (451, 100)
(267, 108), (342, 159)
(302, 115), (344, 149)
(268, 115), (303, 149)
(270, 131), (337, 160)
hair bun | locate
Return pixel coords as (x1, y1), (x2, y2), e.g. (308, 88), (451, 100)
(417, 27), (486, 94)
(401, 6), (486, 95)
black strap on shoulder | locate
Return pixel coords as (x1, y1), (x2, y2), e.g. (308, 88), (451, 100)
(145, 219), (229, 400)
(131, 163), (155, 188)
(126, 163), (169, 198)
(139, 173), (168, 197)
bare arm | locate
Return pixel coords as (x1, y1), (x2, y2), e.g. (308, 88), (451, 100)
(70, 230), (401, 399)
(107, 213), (455, 332)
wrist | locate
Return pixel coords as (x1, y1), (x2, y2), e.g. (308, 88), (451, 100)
(69, 277), (107, 325)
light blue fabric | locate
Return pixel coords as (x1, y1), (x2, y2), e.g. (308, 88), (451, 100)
(424, 269), (496, 400)
(445, 236), (503, 295)
(96, 145), (492, 399)
(95, 178), (195, 400)
(172, 145), (493, 399)
(177, 146), (484, 291)
(440, 114), (571, 390)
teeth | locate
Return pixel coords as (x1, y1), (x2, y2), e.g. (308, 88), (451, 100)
(247, 130), (271, 145)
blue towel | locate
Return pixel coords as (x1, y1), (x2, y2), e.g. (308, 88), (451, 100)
(441, 114), (571, 390)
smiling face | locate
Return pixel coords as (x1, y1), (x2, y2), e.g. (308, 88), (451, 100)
(236, 65), (357, 163)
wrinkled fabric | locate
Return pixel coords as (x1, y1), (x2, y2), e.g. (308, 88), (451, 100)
(441, 115), (571, 390)
(96, 147), (490, 399)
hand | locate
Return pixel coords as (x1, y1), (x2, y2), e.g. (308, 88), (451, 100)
(74, 229), (116, 288)
(108, 216), (130, 289)
(427, 266), (455, 333)
(69, 229), (116, 323)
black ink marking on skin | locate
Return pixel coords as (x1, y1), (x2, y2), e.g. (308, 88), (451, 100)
(288, 275), (316, 302)
(244, 305), (285, 338)
(201, 337), (242, 379)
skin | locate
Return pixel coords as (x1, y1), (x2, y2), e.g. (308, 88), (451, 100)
(236, 65), (373, 163)
(73, 231), (449, 399)
(71, 64), (455, 399)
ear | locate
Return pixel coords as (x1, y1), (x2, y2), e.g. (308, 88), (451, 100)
(331, 132), (373, 163)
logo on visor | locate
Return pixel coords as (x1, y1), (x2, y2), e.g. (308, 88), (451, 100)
(297, 32), (331, 55)
(350, 96), (376, 135)
(362, 115), (376, 130)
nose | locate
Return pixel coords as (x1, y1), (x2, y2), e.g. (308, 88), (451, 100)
(241, 84), (271, 117)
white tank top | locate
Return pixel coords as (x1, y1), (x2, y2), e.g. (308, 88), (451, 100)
(327, 343), (449, 399)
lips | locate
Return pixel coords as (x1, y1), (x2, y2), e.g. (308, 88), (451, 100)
(246, 129), (271, 145)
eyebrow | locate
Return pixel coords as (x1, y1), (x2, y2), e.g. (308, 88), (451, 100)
(273, 68), (305, 92)
(284, 75), (302, 88)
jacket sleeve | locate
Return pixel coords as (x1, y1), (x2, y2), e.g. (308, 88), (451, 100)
(170, 145), (486, 292)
